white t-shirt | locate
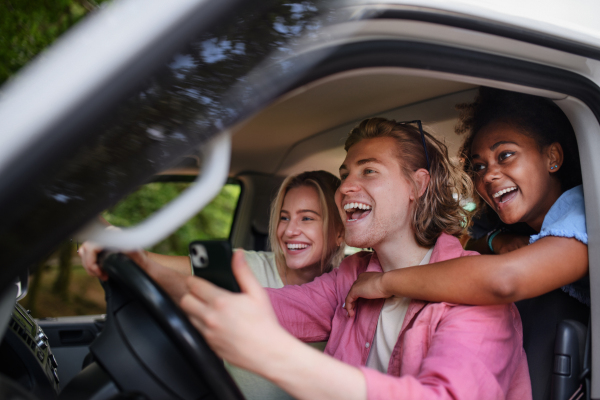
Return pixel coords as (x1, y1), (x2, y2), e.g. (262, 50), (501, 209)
(226, 250), (327, 400)
(366, 247), (433, 372)
(242, 250), (284, 289)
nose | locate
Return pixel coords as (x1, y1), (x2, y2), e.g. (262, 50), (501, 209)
(338, 174), (360, 195)
(285, 217), (301, 237)
(482, 163), (502, 185)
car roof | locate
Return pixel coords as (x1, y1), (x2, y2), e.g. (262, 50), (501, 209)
(370, 0), (600, 46)
(230, 71), (476, 177)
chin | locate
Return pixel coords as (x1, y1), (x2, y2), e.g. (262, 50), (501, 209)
(286, 258), (314, 270)
(497, 212), (521, 225)
(344, 234), (372, 249)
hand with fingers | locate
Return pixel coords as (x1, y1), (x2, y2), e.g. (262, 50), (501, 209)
(180, 250), (293, 374)
(491, 233), (531, 255)
(344, 271), (389, 317)
(79, 241), (190, 302)
(78, 241), (110, 281)
(79, 241), (149, 281)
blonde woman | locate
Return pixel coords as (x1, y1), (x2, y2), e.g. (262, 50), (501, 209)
(244, 170), (345, 288)
(226, 170), (344, 400)
(80, 170), (345, 400)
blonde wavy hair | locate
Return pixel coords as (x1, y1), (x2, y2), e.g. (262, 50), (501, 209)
(268, 170), (345, 275)
(345, 118), (473, 246)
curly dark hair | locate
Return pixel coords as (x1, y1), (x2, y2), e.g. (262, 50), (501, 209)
(456, 87), (582, 211)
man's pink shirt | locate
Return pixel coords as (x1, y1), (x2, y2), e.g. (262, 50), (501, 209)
(267, 233), (532, 399)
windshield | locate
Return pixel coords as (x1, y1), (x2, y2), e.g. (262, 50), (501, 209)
(0, 0), (347, 289)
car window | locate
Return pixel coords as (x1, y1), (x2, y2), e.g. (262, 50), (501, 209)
(20, 181), (241, 318)
(103, 180), (241, 255)
(0, 0), (329, 290)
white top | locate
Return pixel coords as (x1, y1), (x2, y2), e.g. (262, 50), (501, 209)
(366, 247), (433, 373)
(242, 250), (284, 289)
(226, 250), (296, 400)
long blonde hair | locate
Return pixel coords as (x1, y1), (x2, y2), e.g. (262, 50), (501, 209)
(268, 171), (345, 275)
(345, 118), (473, 246)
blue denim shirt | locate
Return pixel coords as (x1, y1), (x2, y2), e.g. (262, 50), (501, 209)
(530, 185), (589, 306)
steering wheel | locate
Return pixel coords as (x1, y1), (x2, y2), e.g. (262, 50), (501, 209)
(90, 252), (244, 400)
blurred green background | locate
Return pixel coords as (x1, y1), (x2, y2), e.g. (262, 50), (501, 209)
(103, 182), (241, 256)
(22, 181), (241, 318)
(1, 0), (112, 86)
(4, 0), (241, 317)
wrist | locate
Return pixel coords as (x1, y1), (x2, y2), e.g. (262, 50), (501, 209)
(258, 330), (302, 380)
(487, 229), (502, 254)
(378, 272), (391, 298)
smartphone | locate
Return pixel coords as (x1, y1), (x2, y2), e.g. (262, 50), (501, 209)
(189, 240), (240, 292)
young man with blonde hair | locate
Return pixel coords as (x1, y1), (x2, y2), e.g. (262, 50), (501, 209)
(182, 117), (532, 399)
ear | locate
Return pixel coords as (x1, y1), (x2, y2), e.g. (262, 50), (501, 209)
(547, 142), (564, 173)
(335, 227), (344, 246)
(411, 168), (431, 200)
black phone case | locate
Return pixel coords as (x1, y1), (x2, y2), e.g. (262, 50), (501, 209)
(189, 240), (240, 292)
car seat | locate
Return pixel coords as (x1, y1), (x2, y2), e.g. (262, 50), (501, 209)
(515, 289), (589, 400)
(552, 319), (589, 400)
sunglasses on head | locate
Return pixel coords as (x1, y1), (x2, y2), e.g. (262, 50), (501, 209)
(398, 120), (431, 171)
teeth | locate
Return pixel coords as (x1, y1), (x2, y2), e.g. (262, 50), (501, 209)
(287, 243), (309, 250)
(343, 202), (372, 211)
(493, 187), (517, 198)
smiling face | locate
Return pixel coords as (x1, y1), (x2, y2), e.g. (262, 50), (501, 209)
(470, 122), (563, 230)
(336, 137), (416, 249)
(276, 185), (325, 271)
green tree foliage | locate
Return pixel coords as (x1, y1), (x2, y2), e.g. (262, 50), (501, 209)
(103, 182), (241, 255)
(4, 0), (111, 316)
(0, 0), (110, 86)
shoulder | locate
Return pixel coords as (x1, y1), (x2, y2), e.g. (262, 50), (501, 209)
(328, 251), (375, 285)
(430, 233), (479, 263)
(338, 251), (373, 270)
(240, 250), (271, 268)
(546, 185), (585, 223)
(431, 302), (523, 337)
(239, 250), (283, 288)
(530, 185), (587, 245)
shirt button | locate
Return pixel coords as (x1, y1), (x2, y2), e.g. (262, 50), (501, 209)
(365, 342), (370, 348)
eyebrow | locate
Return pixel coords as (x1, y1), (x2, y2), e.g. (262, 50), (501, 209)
(339, 157), (381, 172)
(472, 141), (519, 159)
(490, 141), (518, 151)
(281, 209), (321, 216)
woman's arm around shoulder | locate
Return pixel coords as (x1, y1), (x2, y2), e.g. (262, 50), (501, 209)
(345, 236), (587, 312)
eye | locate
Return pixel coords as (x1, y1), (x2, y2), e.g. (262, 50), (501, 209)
(363, 168), (375, 175)
(302, 216), (314, 221)
(340, 173), (348, 181)
(280, 215), (289, 221)
(471, 163), (485, 174)
(499, 151), (515, 162)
